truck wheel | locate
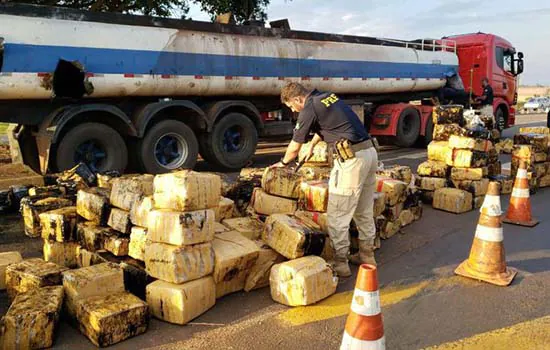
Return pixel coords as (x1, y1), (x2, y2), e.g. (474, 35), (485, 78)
(395, 108), (420, 147)
(495, 107), (507, 131)
(138, 120), (198, 174)
(55, 122), (128, 173)
(203, 113), (258, 169)
(422, 116), (434, 146)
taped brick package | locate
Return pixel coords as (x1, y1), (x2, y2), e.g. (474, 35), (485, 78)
(519, 127), (550, 134)
(378, 165), (413, 185)
(299, 180), (329, 212)
(298, 166), (332, 181)
(415, 177), (448, 191)
(261, 167), (303, 199)
(29, 185), (66, 198)
(103, 232), (130, 257)
(427, 141), (452, 162)
(39, 206), (78, 242)
(450, 167), (488, 181)
(380, 218), (401, 239)
(222, 217), (264, 240)
(433, 188), (473, 214)
(293, 211), (328, 233)
(251, 188), (297, 215)
(244, 240), (286, 292)
(448, 135), (494, 152)
(130, 195), (154, 228)
(0, 252), (23, 290)
(398, 209), (415, 227)
(5, 258), (69, 300)
(129, 227), (148, 261)
(299, 140), (330, 165)
(76, 187), (110, 225)
(373, 192), (386, 217)
(147, 209), (214, 246)
(214, 222), (230, 234)
(77, 222), (114, 252)
(514, 133), (549, 153)
(375, 176), (407, 206)
(417, 160), (449, 178)
(107, 207), (132, 234)
(270, 256), (337, 306)
(534, 152), (548, 163)
(540, 175), (550, 187)
(452, 178), (490, 196)
(110, 174), (154, 211)
(215, 197), (235, 222)
(432, 105), (464, 125)
(446, 149), (488, 168)
(432, 123), (465, 141)
(495, 138), (513, 154)
(43, 240), (81, 268)
(384, 202), (404, 221)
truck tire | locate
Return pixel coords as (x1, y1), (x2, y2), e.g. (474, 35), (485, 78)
(422, 116), (434, 146)
(395, 108), (421, 147)
(495, 107), (507, 131)
(138, 120), (199, 174)
(202, 113), (258, 169)
(55, 122), (128, 173)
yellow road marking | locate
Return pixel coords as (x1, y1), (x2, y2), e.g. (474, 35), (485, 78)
(424, 315), (550, 350)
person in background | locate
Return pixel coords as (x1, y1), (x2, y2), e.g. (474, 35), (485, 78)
(475, 77), (494, 117)
(272, 82), (378, 277)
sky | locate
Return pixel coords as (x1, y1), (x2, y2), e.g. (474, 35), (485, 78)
(185, 0), (550, 86)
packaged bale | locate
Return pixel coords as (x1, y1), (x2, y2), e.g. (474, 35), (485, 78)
(293, 211), (328, 233)
(398, 209), (415, 227)
(222, 217), (264, 240)
(432, 123), (465, 141)
(299, 141), (330, 165)
(488, 175), (513, 194)
(76, 291), (148, 347)
(298, 166), (332, 181)
(77, 248), (104, 268)
(417, 160), (449, 178)
(448, 135), (494, 152)
(144, 241), (214, 284)
(110, 174), (154, 211)
(214, 197), (235, 222)
(214, 222), (231, 234)
(514, 133), (549, 153)
(535, 152), (548, 163)
(519, 127), (550, 134)
(0, 252), (23, 290)
(0, 286), (64, 349)
(450, 167), (488, 181)
(270, 256), (337, 306)
(427, 141), (452, 162)
(244, 240), (286, 292)
(107, 207), (132, 235)
(378, 165), (413, 185)
(146, 277), (215, 325)
(153, 170), (220, 211)
(28, 185), (66, 197)
(415, 176), (448, 191)
(22, 197), (73, 238)
(251, 187), (297, 215)
(262, 214), (326, 260)
(129, 227), (148, 261)
(512, 144), (535, 164)
(39, 206), (77, 242)
(260, 167), (302, 199)
(6, 258), (68, 300)
(473, 195), (485, 209)
(446, 149), (488, 168)
(104, 232), (130, 257)
(495, 138), (513, 154)
(77, 222), (115, 252)
(452, 178), (490, 196)
(130, 195), (154, 228)
(375, 176), (407, 206)
(299, 180), (329, 212)
(384, 202), (403, 222)
(97, 170), (121, 190)
(212, 231), (260, 298)
(534, 163), (547, 178)
(373, 192), (386, 217)
(380, 219), (401, 239)
(432, 105), (464, 125)
(433, 188), (473, 214)
(76, 187), (110, 225)
(43, 240), (81, 268)
(539, 174), (550, 188)
(148, 209), (214, 246)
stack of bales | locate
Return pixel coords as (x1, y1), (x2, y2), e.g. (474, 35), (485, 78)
(512, 127), (550, 190)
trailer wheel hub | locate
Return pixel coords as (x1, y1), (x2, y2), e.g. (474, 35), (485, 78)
(74, 140), (106, 172)
(154, 133), (188, 169)
(223, 126), (243, 153)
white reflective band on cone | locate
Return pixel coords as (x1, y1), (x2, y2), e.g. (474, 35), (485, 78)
(341, 332), (386, 350)
(480, 195), (502, 216)
(475, 225), (504, 242)
(350, 289), (381, 317)
(511, 188), (530, 198)
(517, 169), (528, 179)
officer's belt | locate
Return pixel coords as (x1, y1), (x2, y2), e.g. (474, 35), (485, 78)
(350, 139), (375, 153)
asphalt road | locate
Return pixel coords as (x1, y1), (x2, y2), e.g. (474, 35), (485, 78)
(0, 114), (549, 349)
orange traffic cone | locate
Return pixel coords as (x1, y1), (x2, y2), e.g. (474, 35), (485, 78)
(503, 161), (539, 227)
(455, 182), (517, 286)
(340, 264), (385, 350)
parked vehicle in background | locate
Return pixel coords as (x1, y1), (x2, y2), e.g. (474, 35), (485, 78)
(521, 97), (550, 114)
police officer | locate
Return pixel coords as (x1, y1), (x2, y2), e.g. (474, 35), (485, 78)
(272, 82), (378, 277)
(475, 77), (494, 117)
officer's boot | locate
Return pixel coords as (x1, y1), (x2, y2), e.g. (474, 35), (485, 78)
(349, 240), (377, 266)
(333, 250), (351, 278)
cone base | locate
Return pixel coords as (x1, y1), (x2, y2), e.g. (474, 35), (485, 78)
(454, 260), (517, 286)
(502, 217), (539, 227)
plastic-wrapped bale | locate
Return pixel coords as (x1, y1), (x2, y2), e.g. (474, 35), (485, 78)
(535, 152), (548, 163)
(28, 185), (66, 197)
(270, 256), (337, 306)
(448, 135), (494, 152)
(110, 174), (154, 211)
(43, 240), (81, 268)
(146, 277), (215, 325)
(39, 206), (77, 242)
(97, 171), (121, 190)
(129, 227), (148, 261)
(514, 133), (549, 153)
(76, 188), (110, 225)
(107, 208), (132, 235)
(432, 105), (464, 125)
(420, 190), (434, 204)
(433, 188), (473, 214)
(0, 252), (23, 290)
(427, 141), (452, 162)
(495, 139), (514, 154)
(415, 176), (448, 191)
(130, 195), (154, 228)
(373, 192), (386, 217)
(76, 291), (148, 347)
(6, 258), (69, 300)
(519, 126), (550, 134)
(473, 195), (485, 209)
(212, 231), (260, 298)
(539, 174), (550, 188)
(299, 141), (330, 165)
(77, 248), (104, 268)
(293, 211), (328, 233)
(214, 197), (235, 222)
(452, 178), (490, 196)
(375, 177), (407, 206)
(62, 263), (124, 318)
(144, 241), (214, 284)
(262, 214), (326, 260)
(432, 123), (465, 141)
(244, 240), (286, 292)
(417, 160), (449, 178)
(103, 231), (130, 257)
(251, 188), (297, 215)
(446, 149), (488, 168)
(298, 166), (332, 181)
(399, 209), (415, 227)
(77, 222), (116, 252)
(380, 219), (401, 239)
(260, 167), (302, 199)
(147, 209), (214, 246)
(22, 197), (73, 238)
(154, 170), (221, 211)
(0, 286), (64, 349)
(299, 180), (329, 212)
(378, 165), (413, 185)
(450, 167), (488, 181)
(488, 175), (513, 194)
(222, 217), (264, 240)
(384, 202), (403, 221)
(214, 222), (230, 235)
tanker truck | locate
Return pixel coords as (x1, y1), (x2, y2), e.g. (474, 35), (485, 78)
(0, 4), (524, 174)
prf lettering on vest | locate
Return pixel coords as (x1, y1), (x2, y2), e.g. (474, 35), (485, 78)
(320, 93), (339, 107)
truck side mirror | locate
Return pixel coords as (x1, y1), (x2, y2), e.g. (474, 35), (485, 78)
(517, 59), (524, 75)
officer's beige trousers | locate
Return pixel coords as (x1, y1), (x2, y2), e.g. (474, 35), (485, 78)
(327, 147), (378, 256)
